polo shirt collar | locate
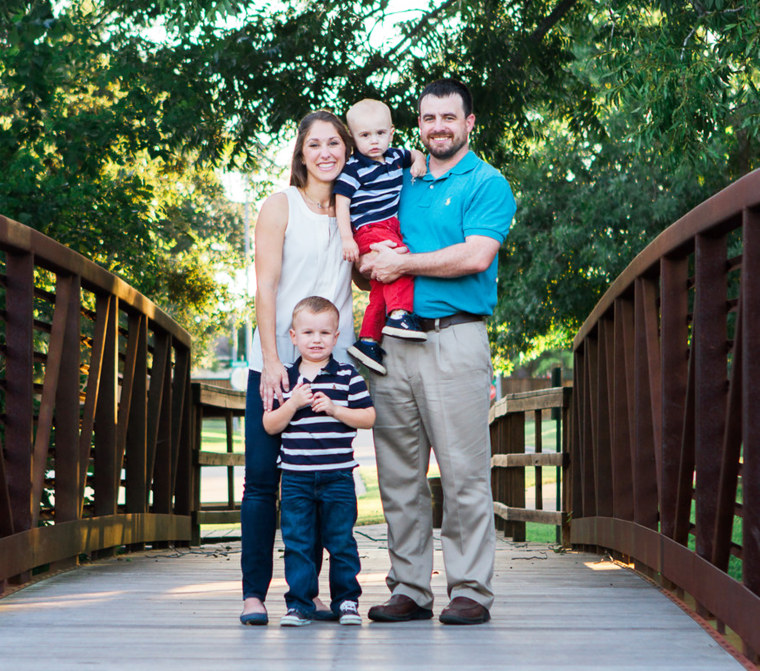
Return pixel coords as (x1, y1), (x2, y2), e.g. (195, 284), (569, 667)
(287, 355), (339, 384)
(352, 149), (391, 168)
(421, 149), (477, 181)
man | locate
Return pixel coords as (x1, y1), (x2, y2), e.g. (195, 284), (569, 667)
(363, 79), (516, 625)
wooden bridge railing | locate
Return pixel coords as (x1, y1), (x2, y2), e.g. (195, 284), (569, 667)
(5, 167), (760, 657)
(0, 214), (193, 595)
(570, 169), (760, 659)
(190, 382), (245, 545)
(489, 384), (572, 545)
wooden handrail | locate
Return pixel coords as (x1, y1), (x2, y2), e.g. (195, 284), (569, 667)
(489, 384), (571, 544)
(190, 382), (246, 544)
(570, 169), (760, 660)
(0, 215), (192, 594)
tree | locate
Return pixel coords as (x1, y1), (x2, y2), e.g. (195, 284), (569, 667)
(591, 0), (760, 177)
(488, 0), (760, 366)
(201, 0), (759, 367)
(0, 0), (253, 365)
(203, 0), (584, 165)
(4, 0), (759, 369)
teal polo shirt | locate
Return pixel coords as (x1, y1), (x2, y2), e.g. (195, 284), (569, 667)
(398, 150), (516, 318)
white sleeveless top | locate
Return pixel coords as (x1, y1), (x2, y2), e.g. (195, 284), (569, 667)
(249, 186), (354, 371)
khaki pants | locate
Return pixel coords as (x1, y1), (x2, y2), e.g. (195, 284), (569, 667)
(370, 320), (495, 609)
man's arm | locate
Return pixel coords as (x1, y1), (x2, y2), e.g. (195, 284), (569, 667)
(366, 235), (501, 284)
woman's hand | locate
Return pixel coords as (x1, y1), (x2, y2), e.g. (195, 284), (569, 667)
(260, 359), (290, 412)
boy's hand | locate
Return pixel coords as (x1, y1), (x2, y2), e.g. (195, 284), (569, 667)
(410, 149), (427, 181)
(289, 382), (313, 409)
(410, 158), (427, 179)
(311, 391), (336, 417)
(342, 238), (360, 263)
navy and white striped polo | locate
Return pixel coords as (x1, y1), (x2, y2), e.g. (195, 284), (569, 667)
(333, 147), (412, 230)
(276, 357), (373, 472)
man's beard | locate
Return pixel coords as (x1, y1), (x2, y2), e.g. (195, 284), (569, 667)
(425, 134), (467, 160)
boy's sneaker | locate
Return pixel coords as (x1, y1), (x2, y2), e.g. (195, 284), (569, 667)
(338, 600), (362, 626)
(280, 608), (312, 627)
(348, 339), (387, 376)
(382, 312), (427, 342)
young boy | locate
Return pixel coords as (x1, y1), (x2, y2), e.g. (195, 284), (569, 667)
(334, 98), (428, 376)
(262, 296), (376, 627)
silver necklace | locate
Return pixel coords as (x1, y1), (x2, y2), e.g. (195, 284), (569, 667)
(300, 188), (328, 210)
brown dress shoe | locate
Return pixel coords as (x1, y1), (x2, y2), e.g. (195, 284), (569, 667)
(438, 597), (491, 625)
(367, 594), (433, 622)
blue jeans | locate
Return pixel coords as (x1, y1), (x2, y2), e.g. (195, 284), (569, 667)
(240, 370), (323, 601)
(280, 470), (362, 614)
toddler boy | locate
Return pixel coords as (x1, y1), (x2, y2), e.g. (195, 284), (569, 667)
(263, 296), (375, 626)
(335, 99), (428, 376)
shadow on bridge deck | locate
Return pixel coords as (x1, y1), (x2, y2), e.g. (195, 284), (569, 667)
(0, 525), (745, 670)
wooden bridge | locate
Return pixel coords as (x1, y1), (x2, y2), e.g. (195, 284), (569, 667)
(2, 170), (760, 667)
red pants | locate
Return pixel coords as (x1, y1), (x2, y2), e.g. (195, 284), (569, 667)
(354, 217), (414, 341)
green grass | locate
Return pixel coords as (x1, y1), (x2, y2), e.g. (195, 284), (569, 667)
(198, 416), (564, 542)
(356, 467), (385, 526)
(526, 522), (561, 544)
(686, 492), (743, 582)
(356, 465), (440, 526)
(200, 418), (245, 452)
(519, 416), (562, 542)
(524, 416), (563, 453)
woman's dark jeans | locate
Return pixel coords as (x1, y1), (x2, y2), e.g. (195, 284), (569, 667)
(240, 369), (322, 602)
(240, 370), (281, 601)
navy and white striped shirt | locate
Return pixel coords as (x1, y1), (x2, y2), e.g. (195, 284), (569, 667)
(333, 147), (412, 230)
(276, 357), (373, 472)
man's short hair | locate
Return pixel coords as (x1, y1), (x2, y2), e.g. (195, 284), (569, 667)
(292, 296), (340, 327)
(418, 78), (473, 117)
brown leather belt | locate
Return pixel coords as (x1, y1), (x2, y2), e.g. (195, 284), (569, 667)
(417, 312), (485, 332)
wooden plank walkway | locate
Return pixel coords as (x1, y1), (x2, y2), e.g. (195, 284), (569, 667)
(0, 525), (744, 670)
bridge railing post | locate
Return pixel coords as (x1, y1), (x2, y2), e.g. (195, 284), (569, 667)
(489, 384), (571, 545)
(0, 214), (193, 594)
(568, 169), (760, 661)
(190, 382), (246, 546)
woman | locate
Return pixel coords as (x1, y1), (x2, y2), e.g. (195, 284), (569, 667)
(240, 110), (355, 625)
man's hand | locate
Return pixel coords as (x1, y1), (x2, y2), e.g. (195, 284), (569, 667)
(357, 239), (405, 281)
(368, 240), (409, 283)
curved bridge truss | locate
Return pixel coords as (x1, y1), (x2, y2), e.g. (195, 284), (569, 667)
(0, 215), (193, 591)
(4, 171), (760, 658)
(570, 169), (760, 657)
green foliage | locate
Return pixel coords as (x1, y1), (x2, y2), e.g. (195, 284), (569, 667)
(201, 0), (584, 163)
(0, 0), (248, 365)
(491, 119), (719, 362)
(3, 0), (759, 368)
(488, 0), (760, 361)
(591, 0), (760, 175)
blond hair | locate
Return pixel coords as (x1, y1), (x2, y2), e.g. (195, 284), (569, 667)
(345, 99), (393, 131)
(291, 296), (339, 327)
